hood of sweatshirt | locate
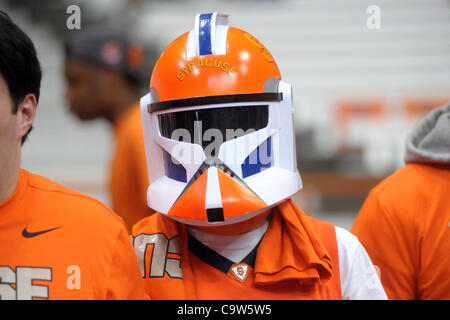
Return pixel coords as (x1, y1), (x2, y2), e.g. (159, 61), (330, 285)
(405, 103), (450, 164)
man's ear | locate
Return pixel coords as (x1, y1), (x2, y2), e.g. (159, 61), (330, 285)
(17, 93), (37, 140)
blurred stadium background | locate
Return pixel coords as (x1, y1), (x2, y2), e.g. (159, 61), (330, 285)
(2, 0), (449, 230)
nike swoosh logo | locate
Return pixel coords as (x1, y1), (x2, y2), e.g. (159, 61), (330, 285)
(22, 226), (62, 238)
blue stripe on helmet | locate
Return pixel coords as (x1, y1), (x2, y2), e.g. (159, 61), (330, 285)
(163, 149), (187, 183)
(241, 137), (273, 178)
(198, 13), (213, 55)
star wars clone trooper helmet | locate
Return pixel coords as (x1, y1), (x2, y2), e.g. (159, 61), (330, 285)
(141, 12), (302, 226)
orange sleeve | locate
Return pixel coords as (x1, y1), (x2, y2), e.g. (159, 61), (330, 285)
(110, 106), (154, 232)
(351, 191), (417, 300)
(132, 119), (151, 207)
(105, 224), (149, 300)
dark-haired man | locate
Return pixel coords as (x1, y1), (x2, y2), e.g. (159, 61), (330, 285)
(64, 28), (155, 232)
(0, 11), (147, 300)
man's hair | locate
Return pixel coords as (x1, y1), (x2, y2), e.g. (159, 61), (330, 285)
(0, 10), (41, 144)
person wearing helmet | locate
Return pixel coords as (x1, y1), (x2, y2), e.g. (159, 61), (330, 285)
(64, 28), (154, 232)
(132, 13), (387, 299)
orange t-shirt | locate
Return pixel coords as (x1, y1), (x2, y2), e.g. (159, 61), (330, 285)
(132, 201), (342, 300)
(109, 103), (154, 232)
(0, 169), (147, 300)
(352, 163), (450, 300)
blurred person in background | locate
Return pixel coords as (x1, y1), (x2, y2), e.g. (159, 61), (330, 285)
(132, 12), (387, 300)
(0, 10), (146, 300)
(352, 103), (450, 299)
(64, 28), (155, 232)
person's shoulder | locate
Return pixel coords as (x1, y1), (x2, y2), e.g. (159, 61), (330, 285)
(307, 218), (361, 256)
(114, 103), (145, 148)
(132, 212), (178, 237)
(375, 163), (443, 191)
(371, 165), (411, 194)
(370, 163), (448, 206)
(334, 225), (377, 273)
(364, 165), (421, 207)
(306, 214), (335, 233)
(405, 162), (450, 183)
(334, 226), (360, 252)
(24, 170), (124, 228)
(122, 103), (143, 133)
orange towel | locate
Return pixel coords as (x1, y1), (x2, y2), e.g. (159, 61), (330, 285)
(254, 199), (333, 286)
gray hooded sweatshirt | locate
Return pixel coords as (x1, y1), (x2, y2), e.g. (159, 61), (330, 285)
(405, 103), (450, 165)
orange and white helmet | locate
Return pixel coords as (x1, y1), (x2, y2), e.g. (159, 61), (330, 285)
(140, 12), (302, 226)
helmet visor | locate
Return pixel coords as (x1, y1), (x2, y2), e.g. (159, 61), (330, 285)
(158, 105), (269, 145)
(158, 104), (269, 150)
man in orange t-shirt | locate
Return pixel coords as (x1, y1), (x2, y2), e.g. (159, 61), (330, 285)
(132, 12), (387, 300)
(352, 104), (450, 299)
(64, 28), (155, 232)
(0, 11), (146, 299)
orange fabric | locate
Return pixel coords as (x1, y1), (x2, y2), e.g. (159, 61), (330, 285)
(132, 214), (194, 300)
(0, 169), (148, 300)
(253, 200), (335, 287)
(352, 163), (450, 300)
(132, 199), (341, 299)
(150, 27), (281, 102)
(110, 102), (154, 232)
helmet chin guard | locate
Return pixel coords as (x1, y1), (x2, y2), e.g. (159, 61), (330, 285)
(140, 12), (302, 226)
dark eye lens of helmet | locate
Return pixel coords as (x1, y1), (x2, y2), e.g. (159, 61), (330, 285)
(158, 105), (269, 149)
